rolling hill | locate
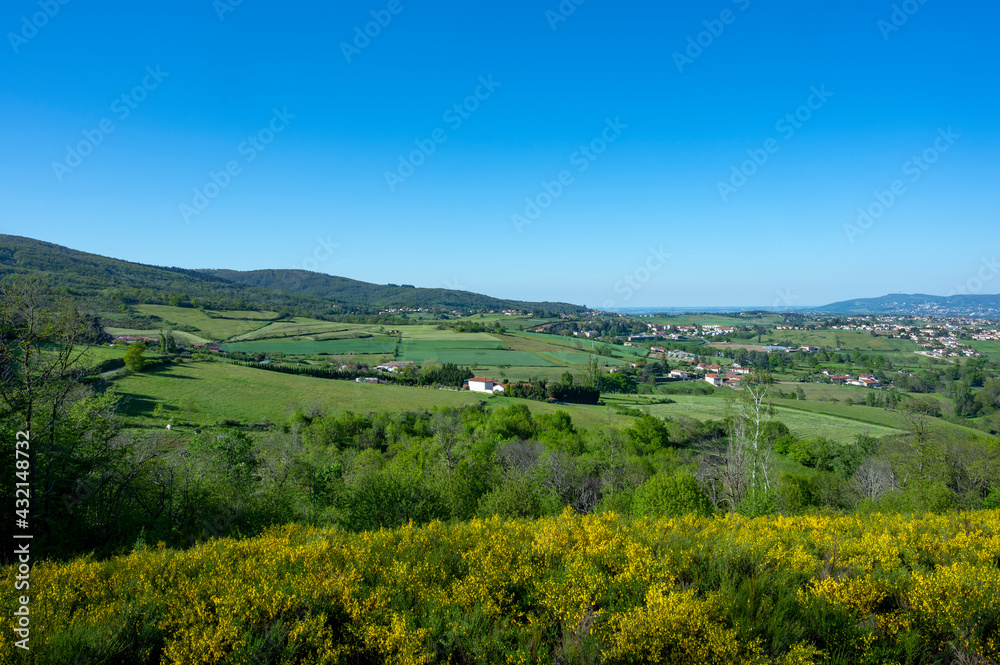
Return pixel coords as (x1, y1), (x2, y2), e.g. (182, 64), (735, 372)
(814, 293), (1000, 317)
(0, 235), (585, 315)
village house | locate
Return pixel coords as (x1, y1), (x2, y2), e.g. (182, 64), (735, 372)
(705, 373), (725, 387)
(467, 377), (505, 394)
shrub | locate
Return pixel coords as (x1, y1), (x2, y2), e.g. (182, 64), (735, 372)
(632, 470), (713, 518)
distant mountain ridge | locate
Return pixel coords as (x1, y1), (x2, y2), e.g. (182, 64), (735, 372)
(814, 293), (1000, 317)
(0, 235), (584, 314)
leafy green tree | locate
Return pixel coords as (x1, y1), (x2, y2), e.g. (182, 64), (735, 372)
(123, 342), (147, 371)
(599, 371), (636, 394)
(632, 471), (712, 518)
(0, 275), (139, 559)
(476, 474), (548, 519)
(625, 414), (672, 454)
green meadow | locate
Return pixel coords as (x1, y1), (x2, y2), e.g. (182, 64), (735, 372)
(133, 304), (273, 340)
(223, 337), (398, 355)
(759, 329), (922, 354)
(106, 359), (630, 431)
(603, 393), (900, 444)
(105, 327), (212, 345)
(108, 360), (484, 425)
(229, 319), (375, 341)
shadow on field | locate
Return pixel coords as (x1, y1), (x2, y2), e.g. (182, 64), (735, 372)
(116, 393), (161, 417)
(140, 363), (198, 379)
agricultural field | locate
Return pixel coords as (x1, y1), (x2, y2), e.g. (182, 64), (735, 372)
(771, 398), (984, 438)
(969, 339), (1000, 360)
(537, 351), (629, 365)
(510, 331), (646, 358)
(203, 309), (281, 320)
(74, 344), (128, 364)
(107, 360), (485, 426)
(105, 359), (630, 431)
(104, 327), (211, 345)
(221, 327), (636, 377)
(224, 337), (398, 356)
(228, 318), (375, 341)
(760, 329), (922, 354)
(132, 304), (274, 340)
(772, 381), (934, 404)
(607, 393), (899, 444)
(400, 347), (558, 366)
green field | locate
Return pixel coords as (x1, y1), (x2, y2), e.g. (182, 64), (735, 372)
(223, 338), (398, 355)
(204, 309), (281, 320)
(760, 329), (922, 354)
(107, 360), (630, 431)
(75, 344), (128, 364)
(105, 327), (211, 345)
(229, 319), (375, 341)
(109, 360), (484, 425)
(969, 339), (1000, 359)
(132, 305), (272, 340)
(220, 327), (618, 371)
(770, 398), (983, 438)
(509, 331), (646, 358)
(538, 351), (629, 365)
(398, 347), (558, 366)
(400, 339), (504, 351)
(624, 394), (900, 444)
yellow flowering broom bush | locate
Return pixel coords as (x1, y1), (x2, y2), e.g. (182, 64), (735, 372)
(3, 509), (1000, 664)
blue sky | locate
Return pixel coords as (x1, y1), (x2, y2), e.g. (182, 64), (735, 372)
(2, 0), (997, 308)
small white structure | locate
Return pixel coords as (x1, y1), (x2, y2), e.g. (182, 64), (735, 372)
(468, 377), (504, 394)
(376, 360), (415, 372)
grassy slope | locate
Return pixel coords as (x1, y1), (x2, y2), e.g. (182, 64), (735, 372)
(224, 338), (398, 355)
(604, 393), (899, 444)
(107, 360), (630, 431)
(760, 329), (922, 354)
(132, 304), (271, 340)
(109, 360), (486, 425)
(104, 327), (212, 345)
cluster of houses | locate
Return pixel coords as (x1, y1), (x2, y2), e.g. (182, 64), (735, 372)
(828, 319), (983, 357)
(822, 369), (881, 388)
(701, 325), (739, 336)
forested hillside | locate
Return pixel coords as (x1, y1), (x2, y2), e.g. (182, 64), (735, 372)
(0, 235), (585, 316)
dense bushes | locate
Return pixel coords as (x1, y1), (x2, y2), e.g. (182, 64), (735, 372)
(632, 470), (712, 518)
(7, 510), (1000, 664)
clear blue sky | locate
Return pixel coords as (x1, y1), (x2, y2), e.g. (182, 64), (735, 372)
(2, 0), (997, 307)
